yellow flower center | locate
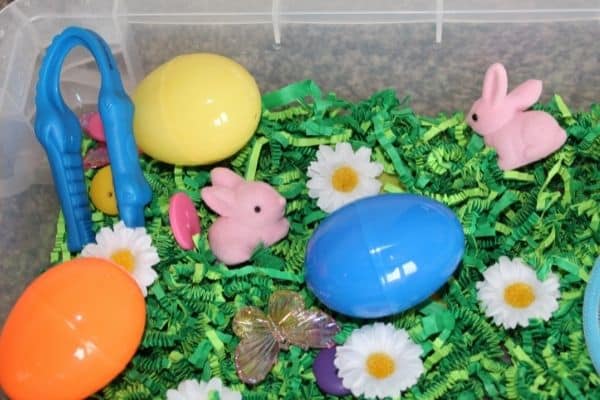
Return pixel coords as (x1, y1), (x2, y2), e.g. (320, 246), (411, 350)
(110, 249), (136, 273)
(331, 166), (359, 193)
(365, 352), (396, 379)
(504, 282), (536, 308)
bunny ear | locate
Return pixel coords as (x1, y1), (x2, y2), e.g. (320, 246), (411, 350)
(507, 79), (542, 111)
(211, 167), (244, 188)
(482, 63), (508, 105)
(201, 186), (236, 217)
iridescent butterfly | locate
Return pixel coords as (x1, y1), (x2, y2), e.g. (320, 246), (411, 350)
(83, 145), (110, 169)
(233, 290), (339, 384)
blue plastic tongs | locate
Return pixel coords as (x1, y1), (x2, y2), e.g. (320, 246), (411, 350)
(34, 26), (152, 252)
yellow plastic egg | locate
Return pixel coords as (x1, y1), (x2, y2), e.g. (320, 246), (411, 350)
(132, 53), (262, 165)
(89, 166), (118, 215)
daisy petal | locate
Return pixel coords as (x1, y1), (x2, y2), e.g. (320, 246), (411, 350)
(336, 323), (423, 399)
(355, 146), (372, 161)
(77, 220), (161, 298)
(166, 378), (241, 400)
(165, 389), (187, 400)
(305, 142), (384, 213)
(476, 257), (561, 329)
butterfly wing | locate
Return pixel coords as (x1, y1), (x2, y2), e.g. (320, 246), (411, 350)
(268, 290), (339, 349)
(83, 145), (110, 169)
(233, 306), (272, 339)
(233, 306), (279, 384)
(279, 308), (340, 349)
(268, 290), (305, 323)
(235, 332), (280, 384)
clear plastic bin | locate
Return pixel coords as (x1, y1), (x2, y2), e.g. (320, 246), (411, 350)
(0, 0), (599, 395)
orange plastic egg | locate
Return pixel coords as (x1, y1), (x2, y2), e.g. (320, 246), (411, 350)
(0, 257), (146, 400)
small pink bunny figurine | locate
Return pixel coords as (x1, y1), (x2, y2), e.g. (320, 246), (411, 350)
(201, 167), (289, 265)
(467, 63), (567, 170)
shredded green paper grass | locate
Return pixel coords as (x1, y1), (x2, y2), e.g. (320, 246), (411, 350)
(50, 80), (600, 399)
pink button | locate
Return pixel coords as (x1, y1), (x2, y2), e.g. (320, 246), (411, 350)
(79, 112), (94, 130)
(85, 112), (106, 142)
(169, 192), (201, 250)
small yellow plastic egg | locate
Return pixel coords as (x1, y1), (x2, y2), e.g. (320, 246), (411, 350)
(89, 166), (118, 215)
(132, 53), (262, 166)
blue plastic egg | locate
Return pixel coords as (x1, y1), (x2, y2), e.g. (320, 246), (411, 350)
(305, 194), (465, 318)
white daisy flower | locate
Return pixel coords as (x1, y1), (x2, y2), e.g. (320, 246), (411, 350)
(166, 378), (241, 400)
(476, 256), (560, 329)
(334, 323), (424, 399)
(81, 221), (159, 297)
(306, 142), (384, 213)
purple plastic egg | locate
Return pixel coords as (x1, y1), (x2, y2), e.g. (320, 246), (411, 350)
(313, 347), (351, 396)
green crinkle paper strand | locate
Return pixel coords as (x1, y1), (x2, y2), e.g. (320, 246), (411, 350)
(51, 80), (600, 399)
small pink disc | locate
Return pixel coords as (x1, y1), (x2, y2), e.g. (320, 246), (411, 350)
(169, 192), (201, 250)
(86, 112), (106, 142)
(79, 112), (94, 130)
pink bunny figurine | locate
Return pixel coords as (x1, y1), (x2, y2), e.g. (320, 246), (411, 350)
(466, 63), (567, 170)
(201, 167), (289, 265)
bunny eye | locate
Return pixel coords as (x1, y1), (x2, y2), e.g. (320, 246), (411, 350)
(254, 206), (261, 213)
(472, 113), (478, 122)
